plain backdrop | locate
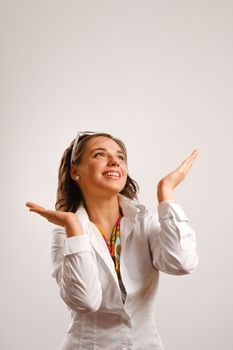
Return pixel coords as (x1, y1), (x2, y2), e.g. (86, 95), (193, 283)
(1, 1), (233, 349)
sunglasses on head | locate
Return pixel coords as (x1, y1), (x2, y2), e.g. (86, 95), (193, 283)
(70, 131), (97, 165)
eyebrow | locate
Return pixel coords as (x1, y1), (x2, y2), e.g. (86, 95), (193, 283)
(90, 147), (125, 155)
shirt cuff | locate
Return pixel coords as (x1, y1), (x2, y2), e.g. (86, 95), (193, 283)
(62, 234), (91, 256)
(158, 200), (189, 222)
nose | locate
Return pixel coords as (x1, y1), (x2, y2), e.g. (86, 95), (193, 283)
(108, 156), (120, 167)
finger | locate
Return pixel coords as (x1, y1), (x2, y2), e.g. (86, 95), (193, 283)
(26, 202), (49, 218)
(180, 153), (198, 176)
(183, 158), (196, 173)
(28, 208), (46, 216)
(186, 149), (199, 164)
(179, 149), (199, 168)
(26, 202), (45, 210)
(173, 150), (198, 179)
(182, 149), (198, 163)
(190, 149), (199, 156)
(185, 149), (199, 166)
(26, 202), (39, 208)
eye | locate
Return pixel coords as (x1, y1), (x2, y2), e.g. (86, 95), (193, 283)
(118, 155), (125, 161)
(94, 152), (106, 158)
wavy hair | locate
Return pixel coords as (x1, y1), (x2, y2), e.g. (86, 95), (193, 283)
(55, 133), (139, 212)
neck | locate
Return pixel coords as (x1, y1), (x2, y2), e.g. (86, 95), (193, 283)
(84, 194), (121, 238)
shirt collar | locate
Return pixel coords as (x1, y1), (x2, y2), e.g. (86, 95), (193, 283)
(117, 194), (146, 222)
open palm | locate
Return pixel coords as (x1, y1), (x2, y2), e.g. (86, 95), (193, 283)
(159, 149), (199, 190)
(25, 202), (77, 227)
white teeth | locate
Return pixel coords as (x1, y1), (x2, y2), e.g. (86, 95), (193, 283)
(103, 171), (120, 178)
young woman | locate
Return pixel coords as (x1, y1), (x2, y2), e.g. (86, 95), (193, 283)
(26, 132), (199, 350)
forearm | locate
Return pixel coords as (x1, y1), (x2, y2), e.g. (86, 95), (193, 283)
(51, 231), (102, 313)
(148, 201), (199, 275)
(60, 251), (102, 313)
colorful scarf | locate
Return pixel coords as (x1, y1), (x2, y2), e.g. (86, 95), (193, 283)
(97, 217), (121, 275)
(97, 217), (127, 302)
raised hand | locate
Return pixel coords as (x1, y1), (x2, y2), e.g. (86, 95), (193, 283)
(157, 149), (199, 203)
(26, 202), (83, 237)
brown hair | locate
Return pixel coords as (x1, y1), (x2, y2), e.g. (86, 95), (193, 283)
(55, 133), (139, 212)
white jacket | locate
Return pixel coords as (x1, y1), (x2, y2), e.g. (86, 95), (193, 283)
(50, 195), (198, 350)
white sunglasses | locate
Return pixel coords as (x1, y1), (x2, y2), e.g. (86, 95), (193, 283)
(70, 131), (97, 165)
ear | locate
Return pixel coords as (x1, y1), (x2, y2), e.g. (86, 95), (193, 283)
(70, 164), (79, 181)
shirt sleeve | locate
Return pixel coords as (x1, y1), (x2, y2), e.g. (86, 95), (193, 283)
(50, 227), (102, 313)
(146, 200), (199, 275)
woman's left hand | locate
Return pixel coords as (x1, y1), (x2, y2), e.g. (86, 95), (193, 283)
(157, 149), (199, 202)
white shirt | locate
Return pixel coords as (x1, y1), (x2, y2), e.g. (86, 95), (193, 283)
(50, 195), (198, 350)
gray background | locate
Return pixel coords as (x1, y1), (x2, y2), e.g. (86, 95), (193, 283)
(1, 1), (233, 349)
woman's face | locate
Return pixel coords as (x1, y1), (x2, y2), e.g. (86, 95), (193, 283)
(73, 136), (128, 199)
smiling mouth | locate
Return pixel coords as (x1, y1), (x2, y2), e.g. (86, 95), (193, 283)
(102, 171), (121, 179)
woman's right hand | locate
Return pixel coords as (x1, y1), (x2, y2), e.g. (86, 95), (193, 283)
(26, 202), (83, 237)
